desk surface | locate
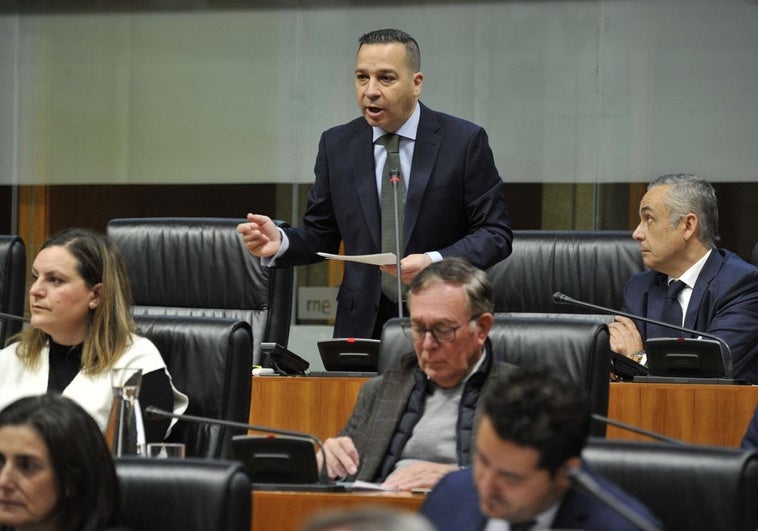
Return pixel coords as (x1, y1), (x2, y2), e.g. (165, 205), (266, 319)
(251, 376), (758, 447)
(252, 489), (425, 531)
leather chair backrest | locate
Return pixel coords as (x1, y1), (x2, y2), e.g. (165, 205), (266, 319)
(487, 230), (644, 313)
(134, 314), (253, 459)
(379, 313), (612, 435)
(752, 241), (758, 267)
(583, 439), (758, 531)
(107, 217), (293, 365)
(116, 457), (251, 531)
(0, 235), (26, 347)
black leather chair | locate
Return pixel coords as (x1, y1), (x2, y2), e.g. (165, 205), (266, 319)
(379, 313), (612, 435)
(116, 457), (251, 531)
(583, 439), (758, 531)
(752, 241), (758, 266)
(487, 230), (645, 313)
(0, 235), (26, 347)
(107, 217), (293, 365)
(134, 314), (253, 459)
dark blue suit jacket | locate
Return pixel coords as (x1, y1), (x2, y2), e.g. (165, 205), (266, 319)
(275, 103), (513, 338)
(621, 248), (758, 383)
(420, 466), (660, 531)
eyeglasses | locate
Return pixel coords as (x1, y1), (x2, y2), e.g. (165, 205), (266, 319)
(401, 315), (481, 344)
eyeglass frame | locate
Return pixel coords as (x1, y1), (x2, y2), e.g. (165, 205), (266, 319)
(400, 314), (484, 344)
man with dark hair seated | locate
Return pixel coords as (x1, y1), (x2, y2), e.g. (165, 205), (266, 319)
(421, 368), (662, 531)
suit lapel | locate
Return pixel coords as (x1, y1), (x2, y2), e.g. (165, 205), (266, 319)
(553, 487), (591, 529)
(405, 104), (441, 253)
(351, 126), (382, 251)
(684, 249), (723, 329)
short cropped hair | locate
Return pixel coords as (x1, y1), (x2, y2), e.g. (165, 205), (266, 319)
(0, 394), (121, 531)
(648, 173), (720, 247)
(358, 28), (421, 72)
(407, 257), (494, 318)
(482, 367), (590, 476)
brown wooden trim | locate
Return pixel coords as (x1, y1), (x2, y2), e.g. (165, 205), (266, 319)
(627, 183), (646, 230)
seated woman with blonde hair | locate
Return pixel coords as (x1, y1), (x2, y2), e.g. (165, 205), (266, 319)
(0, 228), (187, 442)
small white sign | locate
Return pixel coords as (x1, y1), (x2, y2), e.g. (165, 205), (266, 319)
(297, 287), (339, 321)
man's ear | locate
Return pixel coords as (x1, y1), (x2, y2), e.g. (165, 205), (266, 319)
(681, 212), (699, 241)
(476, 312), (494, 341)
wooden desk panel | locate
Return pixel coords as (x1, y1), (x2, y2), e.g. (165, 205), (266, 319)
(252, 490), (425, 531)
(250, 376), (366, 442)
(250, 376), (758, 447)
(606, 382), (758, 447)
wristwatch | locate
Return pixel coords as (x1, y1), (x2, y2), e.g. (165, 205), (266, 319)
(632, 350), (646, 364)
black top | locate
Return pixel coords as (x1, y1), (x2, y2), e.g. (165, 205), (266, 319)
(47, 339), (173, 442)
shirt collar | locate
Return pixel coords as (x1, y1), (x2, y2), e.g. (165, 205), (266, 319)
(487, 499), (561, 530)
(669, 248), (712, 289)
(372, 101), (421, 143)
(465, 345), (488, 383)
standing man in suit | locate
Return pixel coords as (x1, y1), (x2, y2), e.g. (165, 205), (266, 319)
(609, 174), (758, 383)
(237, 28), (512, 339)
(318, 258), (518, 491)
(420, 368), (661, 531)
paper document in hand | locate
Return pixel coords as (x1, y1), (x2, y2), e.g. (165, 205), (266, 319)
(317, 252), (397, 266)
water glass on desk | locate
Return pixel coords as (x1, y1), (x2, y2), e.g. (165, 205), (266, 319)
(147, 442), (186, 458)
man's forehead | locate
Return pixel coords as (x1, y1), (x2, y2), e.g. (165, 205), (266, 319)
(409, 283), (469, 317)
(478, 420), (542, 473)
(639, 186), (670, 213)
(356, 43), (409, 67)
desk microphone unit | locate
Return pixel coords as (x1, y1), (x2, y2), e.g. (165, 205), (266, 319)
(315, 338), (380, 375)
(590, 414), (685, 446)
(144, 407), (344, 491)
(260, 342), (309, 376)
(551, 292), (744, 384)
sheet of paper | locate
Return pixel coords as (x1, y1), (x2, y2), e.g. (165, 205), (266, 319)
(347, 480), (398, 491)
(317, 252), (397, 266)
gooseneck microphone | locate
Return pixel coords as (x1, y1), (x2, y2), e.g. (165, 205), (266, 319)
(0, 311), (30, 323)
(145, 406), (332, 486)
(390, 168), (404, 318)
(591, 414), (685, 446)
(551, 291), (733, 374)
(567, 467), (663, 531)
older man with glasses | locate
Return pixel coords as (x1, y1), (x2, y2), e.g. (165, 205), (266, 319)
(318, 257), (518, 491)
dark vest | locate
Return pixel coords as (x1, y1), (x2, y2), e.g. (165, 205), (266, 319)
(375, 349), (494, 481)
